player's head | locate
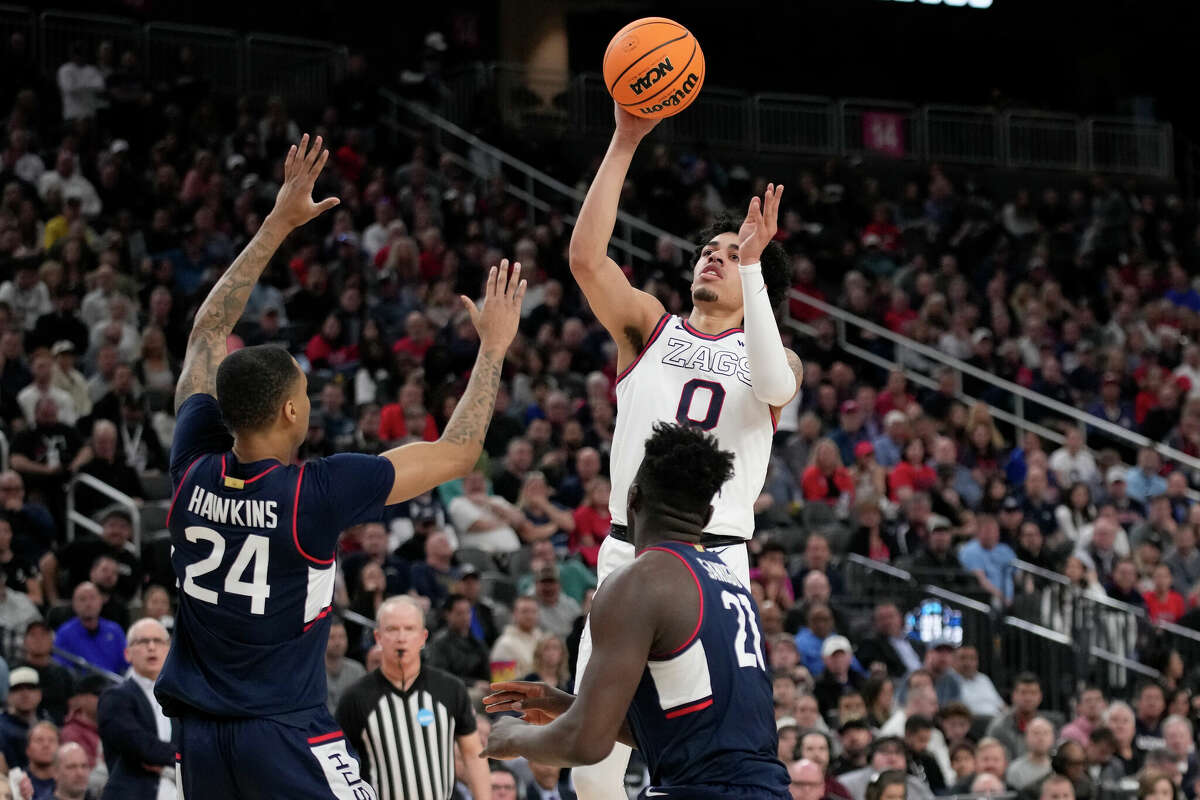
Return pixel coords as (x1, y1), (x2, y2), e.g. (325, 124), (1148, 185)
(691, 212), (790, 313)
(215, 345), (309, 449)
(628, 422), (735, 546)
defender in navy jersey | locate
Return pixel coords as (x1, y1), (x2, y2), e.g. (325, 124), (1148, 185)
(482, 423), (788, 800)
(158, 134), (526, 800)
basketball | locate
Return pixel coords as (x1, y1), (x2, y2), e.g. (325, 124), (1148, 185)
(603, 17), (705, 119)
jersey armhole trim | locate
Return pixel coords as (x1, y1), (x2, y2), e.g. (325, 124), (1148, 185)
(644, 545), (704, 659)
(165, 456), (204, 529)
(615, 313), (672, 386)
(292, 463), (335, 565)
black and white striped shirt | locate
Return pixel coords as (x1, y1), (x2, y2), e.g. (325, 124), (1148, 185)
(336, 666), (476, 800)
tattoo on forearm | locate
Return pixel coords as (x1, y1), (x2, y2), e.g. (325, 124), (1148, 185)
(441, 350), (504, 448)
(174, 225), (286, 412)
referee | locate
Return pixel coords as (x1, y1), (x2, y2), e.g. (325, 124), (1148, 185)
(337, 596), (491, 800)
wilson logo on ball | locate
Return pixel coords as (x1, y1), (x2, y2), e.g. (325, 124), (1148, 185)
(638, 72), (700, 115)
(629, 57), (675, 95)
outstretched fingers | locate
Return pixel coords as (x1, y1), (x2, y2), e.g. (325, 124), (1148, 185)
(505, 262), (523, 301)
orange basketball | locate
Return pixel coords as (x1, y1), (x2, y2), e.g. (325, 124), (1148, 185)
(603, 17), (705, 119)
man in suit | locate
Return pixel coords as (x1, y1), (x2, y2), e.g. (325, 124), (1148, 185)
(525, 760), (577, 800)
(97, 618), (174, 800)
(854, 602), (925, 679)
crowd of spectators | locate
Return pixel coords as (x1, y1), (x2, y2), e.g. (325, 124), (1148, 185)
(1, 21), (1200, 800)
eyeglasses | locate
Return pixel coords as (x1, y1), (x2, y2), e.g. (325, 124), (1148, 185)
(129, 637), (170, 648)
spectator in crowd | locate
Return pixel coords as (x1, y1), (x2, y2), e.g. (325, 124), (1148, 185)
(9, 397), (89, 518)
(324, 618), (365, 715)
(73, 421), (143, 518)
(1126, 449), (1167, 505)
(1103, 701), (1140, 774)
(813, 635), (864, 715)
(832, 718), (873, 775)
(856, 602), (924, 679)
(521, 634), (571, 693)
(449, 466), (529, 554)
(802, 439), (854, 508)
(1143, 563), (1185, 623)
(23, 720), (58, 799)
(1050, 428), (1101, 491)
(529, 564), (581, 640)
(0, 667), (50, 769)
(340, 522), (408, 599)
(799, 533), (846, 597)
(1133, 681), (1167, 753)
(905, 715), (945, 794)
(491, 438), (533, 504)
(987, 673), (1055, 759)
(490, 595), (543, 682)
(516, 539), (596, 604)
(937, 702), (972, 748)
(97, 619), (177, 800)
(959, 514), (1016, 604)
(53, 582), (126, 676)
(839, 736), (934, 800)
(19, 622), (71, 725)
(425, 594), (490, 686)
(569, 477), (610, 569)
(1005, 716), (1055, 791)
(881, 684), (954, 786)
(50, 740), (91, 800)
(1161, 715), (1198, 792)
(40, 508), (142, 605)
(1165, 523), (1200, 600)
(0, 527), (43, 643)
(17, 350), (76, 427)
(922, 639), (963, 706)
(795, 603), (839, 678)
(58, 676), (103, 773)
(798, 730), (852, 800)
(1061, 686), (1108, 746)
(872, 411), (909, 470)
(0, 472), (55, 563)
(788, 758), (825, 800)
(407, 529), (457, 608)
(458, 564), (499, 647)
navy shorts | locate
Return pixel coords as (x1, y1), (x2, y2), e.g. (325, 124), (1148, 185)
(176, 707), (375, 800)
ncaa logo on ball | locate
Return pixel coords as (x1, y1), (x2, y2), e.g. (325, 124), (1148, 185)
(628, 57), (675, 96)
(417, 708), (435, 727)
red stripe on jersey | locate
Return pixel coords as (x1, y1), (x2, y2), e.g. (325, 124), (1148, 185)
(292, 463), (334, 565)
(175, 752), (181, 761)
(219, 454), (281, 484)
(307, 730), (344, 745)
(643, 545), (704, 658)
(664, 698), (713, 719)
(615, 313), (672, 386)
(681, 319), (742, 340)
(303, 605), (332, 632)
(165, 457), (203, 529)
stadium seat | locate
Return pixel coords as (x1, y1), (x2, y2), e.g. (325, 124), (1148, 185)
(507, 546), (534, 578)
(141, 473), (172, 502)
(482, 571), (517, 607)
(140, 502), (170, 535)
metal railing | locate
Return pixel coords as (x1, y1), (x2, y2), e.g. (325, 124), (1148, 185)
(16, 7), (345, 107)
(65, 473), (142, 550)
(785, 289), (1200, 488)
(846, 554), (1158, 706)
(381, 90), (694, 267)
(0, 430), (8, 472)
(438, 63), (1174, 178)
(52, 645), (123, 683)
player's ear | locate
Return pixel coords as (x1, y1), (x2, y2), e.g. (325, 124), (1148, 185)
(627, 483), (641, 515)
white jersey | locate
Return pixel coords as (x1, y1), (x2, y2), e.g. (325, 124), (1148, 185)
(609, 314), (775, 540)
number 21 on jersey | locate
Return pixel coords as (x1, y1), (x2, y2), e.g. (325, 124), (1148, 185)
(722, 590), (766, 670)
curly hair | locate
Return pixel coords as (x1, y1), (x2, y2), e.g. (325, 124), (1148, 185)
(693, 212), (791, 309)
(637, 421), (736, 512)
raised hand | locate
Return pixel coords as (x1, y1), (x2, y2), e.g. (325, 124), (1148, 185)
(483, 680), (574, 725)
(269, 133), (341, 229)
(613, 101), (660, 144)
(461, 259), (527, 353)
(738, 182), (784, 265)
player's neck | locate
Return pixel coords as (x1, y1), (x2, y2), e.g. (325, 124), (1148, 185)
(381, 660), (420, 691)
(634, 510), (704, 550)
(687, 306), (742, 336)
(231, 432), (292, 466)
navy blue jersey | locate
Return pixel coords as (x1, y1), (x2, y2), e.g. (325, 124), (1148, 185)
(626, 540), (788, 797)
(156, 394), (395, 719)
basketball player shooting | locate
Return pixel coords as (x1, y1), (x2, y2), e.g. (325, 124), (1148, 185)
(568, 103), (802, 799)
(480, 423), (790, 800)
(156, 134), (525, 799)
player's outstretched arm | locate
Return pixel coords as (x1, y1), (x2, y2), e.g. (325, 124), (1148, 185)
(380, 261), (526, 505)
(480, 565), (653, 766)
(568, 103), (666, 357)
(736, 183), (802, 408)
(174, 134), (339, 411)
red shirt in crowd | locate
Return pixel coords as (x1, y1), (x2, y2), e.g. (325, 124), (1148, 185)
(1143, 589), (1186, 624)
(378, 405), (439, 443)
(570, 504), (610, 568)
(875, 391), (916, 419)
(801, 466), (854, 505)
(884, 308), (917, 334)
(393, 336), (433, 361)
(789, 281), (828, 323)
(863, 221), (902, 253)
(305, 335), (358, 369)
(889, 461), (937, 501)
